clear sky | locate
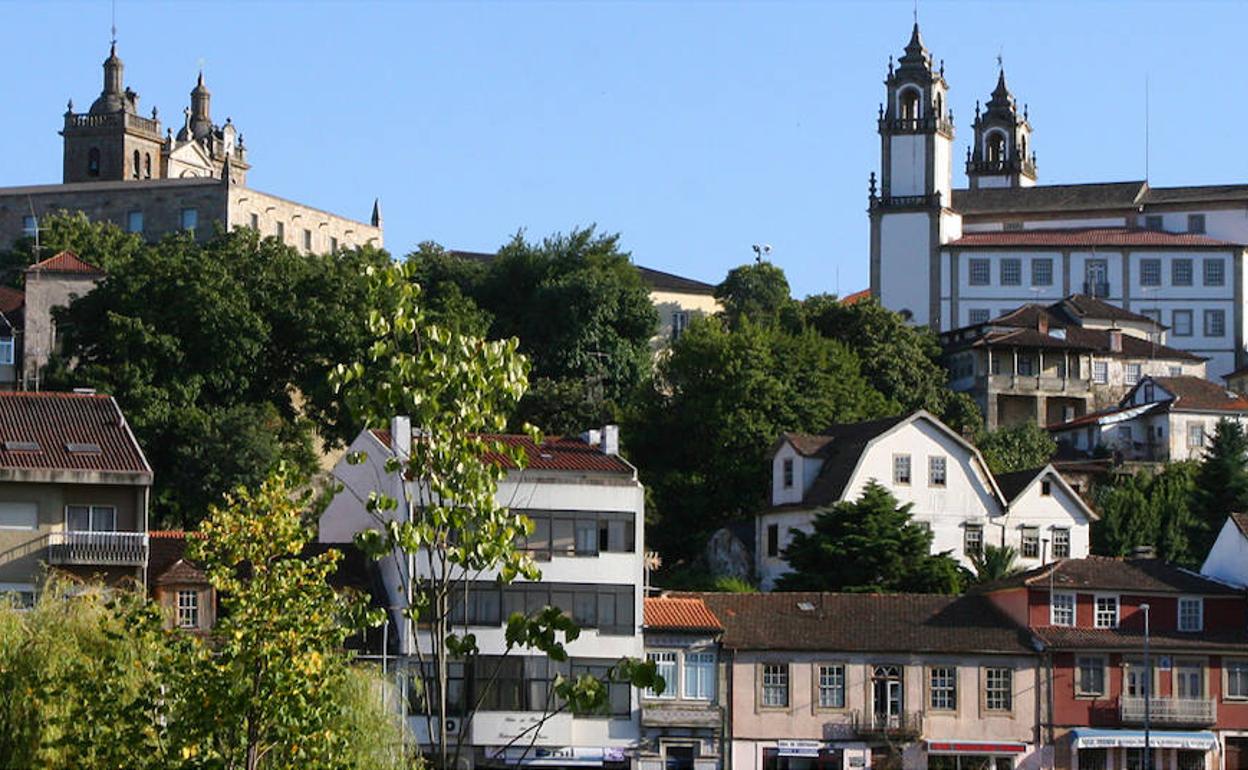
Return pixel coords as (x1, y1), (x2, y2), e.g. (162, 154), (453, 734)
(3, 1), (1247, 297)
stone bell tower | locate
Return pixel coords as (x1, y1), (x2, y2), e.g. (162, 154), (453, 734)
(966, 66), (1037, 189)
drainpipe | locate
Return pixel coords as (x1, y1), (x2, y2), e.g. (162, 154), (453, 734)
(723, 648), (733, 770)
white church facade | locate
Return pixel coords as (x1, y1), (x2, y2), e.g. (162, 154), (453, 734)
(870, 24), (1248, 380)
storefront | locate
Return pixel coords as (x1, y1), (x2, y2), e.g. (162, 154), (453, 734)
(484, 746), (631, 769)
(925, 740), (1030, 770)
(1068, 729), (1218, 770)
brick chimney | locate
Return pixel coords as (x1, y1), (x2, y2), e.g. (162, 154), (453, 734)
(1109, 330), (1123, 353)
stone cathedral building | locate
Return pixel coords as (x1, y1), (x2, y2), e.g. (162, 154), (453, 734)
(0, 43), (382, 253)
(870, 23), (1248, 382)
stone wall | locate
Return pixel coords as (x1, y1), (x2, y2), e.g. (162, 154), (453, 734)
(22, 272), (102, 389)
(228, 187), (382, 252)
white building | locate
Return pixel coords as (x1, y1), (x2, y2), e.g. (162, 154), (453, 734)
(755, 411), (1094, 590)
(1201, 514), (1248, 588)
(1049, 375), (1248, 462)
(869, 24), (1248, 380)
(321, 420), (646, 770)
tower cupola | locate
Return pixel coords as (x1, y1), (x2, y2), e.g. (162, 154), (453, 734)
(90, 43), (127, 114)
(190, 71), (212, 139)
(966, 66), (1037, 188)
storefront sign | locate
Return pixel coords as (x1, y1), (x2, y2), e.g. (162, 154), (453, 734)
(927, 742), (1028, 755)
(1069, 730), (1217, 751)
(487, 746), (627, 766)
(778, 741), (825, 758)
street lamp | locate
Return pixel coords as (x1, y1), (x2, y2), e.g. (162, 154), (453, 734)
(1141, 602), (1151, 770)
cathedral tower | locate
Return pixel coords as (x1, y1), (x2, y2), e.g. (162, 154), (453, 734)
(868, 23), (958, 328)
(966, 67), (1037, 188)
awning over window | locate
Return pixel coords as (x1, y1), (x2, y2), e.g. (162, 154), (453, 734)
(926, 742), (1029, 755)
(1069, 730), (1217, 751)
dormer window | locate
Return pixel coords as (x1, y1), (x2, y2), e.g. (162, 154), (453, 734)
(782, 457), (794, 489)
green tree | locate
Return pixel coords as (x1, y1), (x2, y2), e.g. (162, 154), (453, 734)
(1094, 462), (1204, 567)
(1094, 471), (1163, 558)
(776, 481), (963, 593)
(404, 242), (492, 337)
(977, 422), (1057, 474)
(714, 261), (796, 328)
(627, 316), (894, 560)
(969, 544), (1022, 584)
(331, 262), (658, 769)
(1193, 419), (1248, 553)
(1, 210), (145, 286)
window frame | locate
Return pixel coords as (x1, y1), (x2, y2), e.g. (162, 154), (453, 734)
(64, 504), (117, 533)
(1000, 259), (1022, 287)
(1051, 592), (1075, 626)
(968, 309), (991, 325)
(1188, 214), (1206, 234)
(1092, 361), (1109, 384)
(982, 667), (1013, 713)
(766, 523), (779, 558)
(180, 207), (198, 232)
(1052, 528), (1071, 559)
(893, 453), (912, 485)
(0, 336), (13, 367)
(1075, 655), (1108, 698)
(1187, 423), (1206, 450)
(782, 457), (795, 489)
(1204, 309), (1226, 338)
(928, 456), (947, 488)
(815, 663), (846, 711)
(969, 259), (991, 286)
(1224, 658), (1248, 701)
(1020, 526), (1040, 559)
(928, 665), (958, 712)
(176, 589), (199, 629)
(1094, 594), (1119, 629)
(1032, 258), (1053, 287)
(1139, 258), (1161, 287)
(646, 650), (678, 700)
(1177, 597), (1203, 633)
(1172, 309), (1194, 337)
(1172, 259), (1194, 286)
(126, 210), (144, 234)
(964, 523), (984, 556)
(683, 651), (716, 701)
(1204, 258), (1226, 287)
(1125, 363), (1142, 386)
(760, 663), (790, 709)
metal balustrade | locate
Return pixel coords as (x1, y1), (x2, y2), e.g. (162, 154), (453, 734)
(47, 531), (149, 566)
(1120, 696), (1216, 726)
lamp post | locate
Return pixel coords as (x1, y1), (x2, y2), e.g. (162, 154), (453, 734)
(1141, 602), (1151, 770)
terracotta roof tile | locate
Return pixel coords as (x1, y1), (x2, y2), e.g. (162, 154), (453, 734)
(644, 596), (723, 631)
(0, 392), (150, 477)
(1035, 625), (1248, 652)
(1147, 376), (1248, 412)
(840, 289), (872, 305)
(26, 250), (105, 276)
(949, 227), (1236, 248)
(980, 556), (1242, 595)
(369, 429), (634, 474)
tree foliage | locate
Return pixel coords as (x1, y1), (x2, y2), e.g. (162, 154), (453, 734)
(0, 209), (145, 286)
(969, 544), (1022, 584)
(1093, 462), (1202, 567)
(714, 261), (796, 328)
(1192, 419), (1248, 554)
(976, 422), (1057, 474)
(776, 481), (963, 593)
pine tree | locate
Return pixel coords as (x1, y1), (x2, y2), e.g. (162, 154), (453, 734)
(1193, 419), (1248, 554)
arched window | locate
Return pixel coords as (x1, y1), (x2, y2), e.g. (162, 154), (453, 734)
(986, 132), (1007, 164)
(132, 150), (140, 179)
(935, 93), (943, 120)
(144, 153), (152, 179)
(1019, 136), (1027, 159)
(87, 147), (101, 177)
(899, 88), (921, 121)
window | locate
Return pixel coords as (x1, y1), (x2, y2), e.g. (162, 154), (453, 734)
(969, 259), (991, 286)
(1205, 309), (1226, 337)
(1172, 309), (1193, 337)
(1226, 659), (1248, 699)
(1144, 215), (1164, 231)
(1032, 258), (1053, 286)
(818, 664), (845, 708)
(1017, 355), (1035, 377)
(1178, 597), (1203, 632)
(1076, 656), (1106, 697)
(144, 153), (151, 179)
(330, 236), (339, 252)
(929, 456), (947, 487)
(1053, 528), (1071, 559)
(1092, 361), (1108, 384)
(1041, 479), (1053, 496)
(647, 651), (677, 699)
(249, 213), (260, 230)
(0, 583), (36, 609)
(766, 524), (779, 558)
(1020, 526), (1040, 559)
(65, 505), (116, 532)
(1188, 423), (1207, 449)
(1175, 661), (1204, 699)
(87, 147), (100, 177)
(303, 229), (313, 251)
(1140, 259), (1161, 287)
(1178, 752), (1205, 770)
(571, 659), (631, 716)
(132, 150), (141, 179)
(893, 454), (913, 484)
(176, 590), (199, 629)
(0, 337), (13, 366)
(1204, 259), (1225, 287)
(984, 668), (1012, 711)
(126, 210), (143, 233)
(684, 652), (715, 701)
(1000, 259), (1021, 286)
(515, 511), (635, 558)
(1125, 363), (1142, 386)
(968, 309), (991, 325)
(929, 666), (957, 711)
(1094, 595), (1119, 628)
(180, 208), (198, 231)
(0, 502), (36, 530)
(1173, 259), (1194, 286)
(276, 221), (285, 241)
(964, 524), (983, 556)
(22, 215), (37, 237)
(411, 660), (468, 715)
(1187, 214), (1207, 234)
(761, 664), (789, 708)
(672, 311), (690, 340)
(1079, 750), (1108, 770)
(1051, 592), (1075, 626)
(483, 581), (634, 635)
(782, 458), (794, 489)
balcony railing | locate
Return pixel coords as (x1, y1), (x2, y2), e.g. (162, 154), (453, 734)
(879, 116), (955, 136)
(966, 157), (1038, 177)
(852, 709), (924, 740)
(63, 111), (161, 136)
(873, 192), (943, 210)
(48, 531), (148, 567)
(1120, 696), (1216, 726)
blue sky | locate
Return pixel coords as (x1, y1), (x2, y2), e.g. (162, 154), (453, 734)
(3, 1), (1247, 297)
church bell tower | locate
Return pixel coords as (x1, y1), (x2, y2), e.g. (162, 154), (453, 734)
(966, 67), (1037, 188)
(868, 23), (957, 328)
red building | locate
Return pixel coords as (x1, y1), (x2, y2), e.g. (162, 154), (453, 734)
(984, 558), (1248, 770)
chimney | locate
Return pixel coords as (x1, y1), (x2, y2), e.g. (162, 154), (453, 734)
(390, 415), (411, 461)
(1037, 315), (1049, 334)
(1131, 544), (1157, 559)
(601, 424), (620, 456)
(1109, 330), (1123, 353)
(581, 428), (602, 447)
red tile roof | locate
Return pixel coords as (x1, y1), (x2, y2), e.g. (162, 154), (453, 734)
(644, 596), (723, 631)
(369, 429), (633, 474)
(0, 286), (23, 316)
(840, 289), (872, 305)
(1034, 625), (1248, 652)
(949, 227), (1237, 248)
(26, 250), (105, 276)
(980, 556), (1241, 595)
(1147, 376), (1248, 412)
(0, 392), (151, 478)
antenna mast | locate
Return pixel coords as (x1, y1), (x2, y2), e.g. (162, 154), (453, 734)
(1145, 74), (1151, 182)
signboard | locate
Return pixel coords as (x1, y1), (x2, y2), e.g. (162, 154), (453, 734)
(488, 747), (627, 767)
(1071, 732), (1216, 751)
(927, 742), (1028, 755)
(778, 741), (824, 758)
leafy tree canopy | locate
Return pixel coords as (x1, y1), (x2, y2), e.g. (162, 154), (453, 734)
(977, 421), (1057, 474)
(776, 481), (963, 593)
(1192, 419), (1248, 554)
(969, 544), (1022, 585)
(714, 261), (797, 328)
(1092, 462), (1204, 567)
(0, 210), (146, 286)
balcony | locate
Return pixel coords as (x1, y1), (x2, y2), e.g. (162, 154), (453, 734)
(966, 157), (1038, 178)
(878, 116), (955, 137)
(641, 702), (722, 729)
(852, 709), (924, 740)
(1083, 281), (1111, 299)
(1120, 696), (1216, 727)
(48, 531), (148, 567)
(872, 192), (943, 210)
(986, 374), (1092, 396)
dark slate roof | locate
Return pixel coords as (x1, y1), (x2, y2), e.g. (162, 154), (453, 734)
(636, 266), (716, 295)
(993, 467), (1046, 503)
(774, 415), (911, 509)
(1035, 626), (1248, 652)
(1055, 294), (1169, 326)
(949, 227), (1235, 248)
(1142, 184), (1248, 205)
(702, 592), (1036, 654)
(369, 429), (634, 474)
(951, 181), (1146, 216)
(981, 557), (1242, 596)
(0, 392), (151, 478)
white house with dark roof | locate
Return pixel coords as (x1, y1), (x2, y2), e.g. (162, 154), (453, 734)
(1049, 375), (1248, 462)
(756, 411), (1093, 590)
(1201, 514), (1248, 589)
(868, 24), (1248, 380)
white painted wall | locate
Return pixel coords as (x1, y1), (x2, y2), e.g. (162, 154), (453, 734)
(889, 135), (926, 198)
(880, 212), (932, 325)
(1001, 471), (1092, 567)
(1201, 517), (1248, 587)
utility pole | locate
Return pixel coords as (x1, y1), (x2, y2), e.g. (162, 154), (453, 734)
(1142, 602), (1152, 770)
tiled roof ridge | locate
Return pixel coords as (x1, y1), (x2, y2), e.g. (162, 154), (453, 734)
(0, 389), (110, 400)
(27, 250), (105, 275)
(949, 226), (1237, 248)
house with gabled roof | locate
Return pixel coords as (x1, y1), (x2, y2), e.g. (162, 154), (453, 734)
(1049, 375), (1248, 462)
(22, 250), (106, 390)
(756, 411), (1092, 590)
(1201, 515), (1248, 590)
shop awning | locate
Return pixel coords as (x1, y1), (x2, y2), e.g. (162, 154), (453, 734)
(1069, 730), (1217, 751)
(927, 742), (1029, 755)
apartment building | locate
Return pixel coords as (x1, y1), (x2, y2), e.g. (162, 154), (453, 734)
(321, 420), (646, 769)
(756, 411), (1094, 590)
